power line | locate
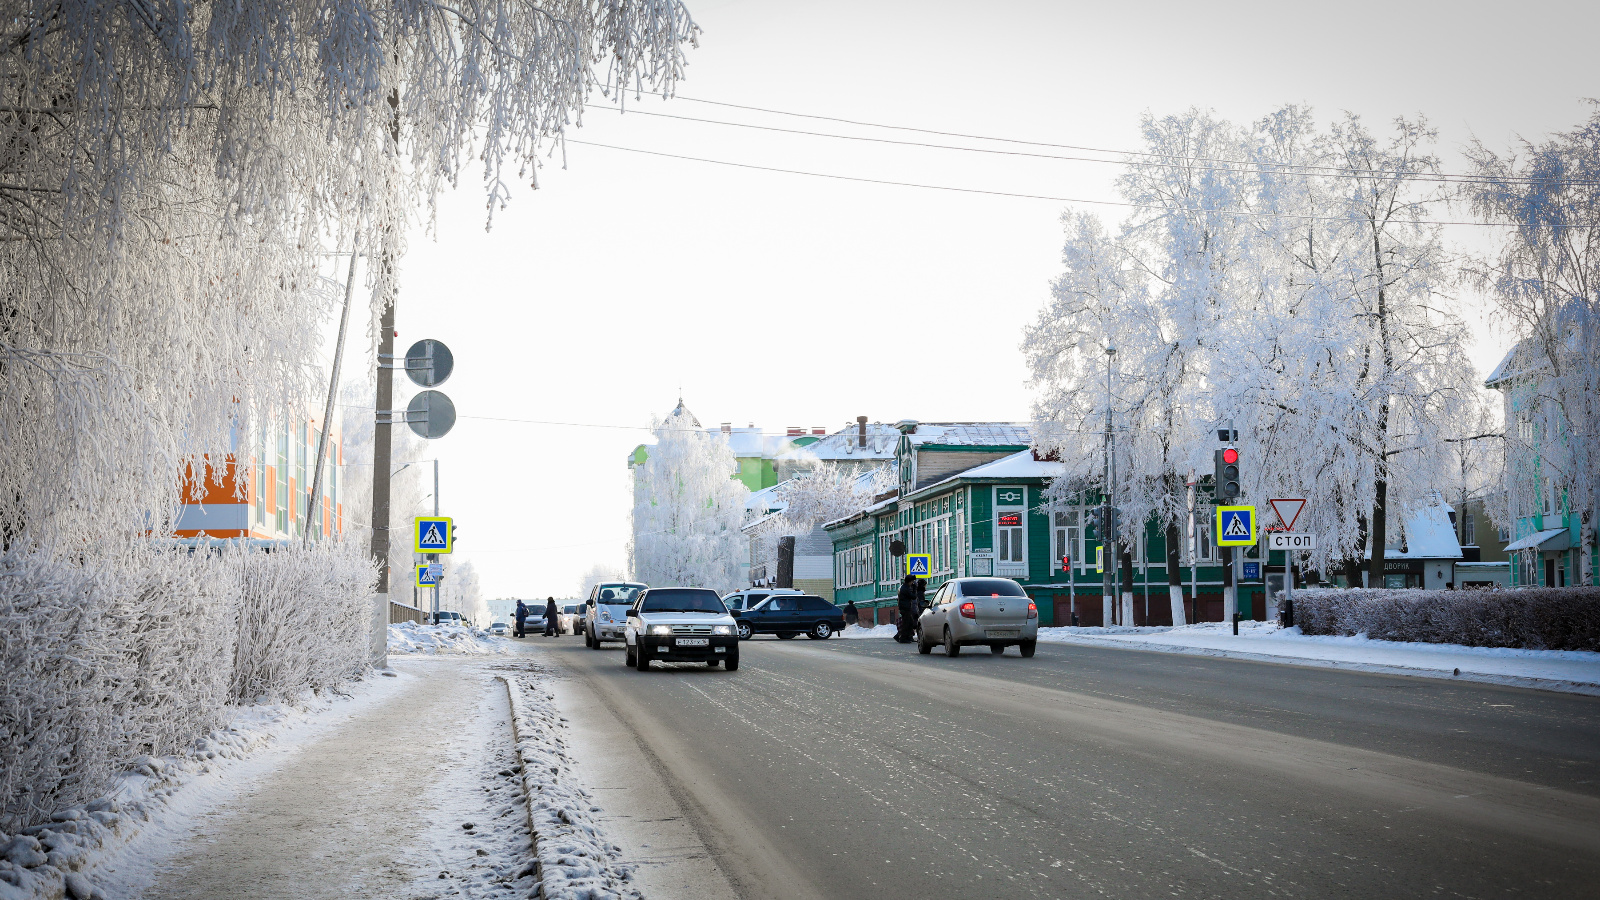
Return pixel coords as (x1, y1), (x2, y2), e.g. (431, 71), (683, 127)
(566, 139), (1579, 227)
(592, 105), (1589, 189)
(598, 89), (1591, 188)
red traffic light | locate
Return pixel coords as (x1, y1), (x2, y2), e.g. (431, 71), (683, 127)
(1222, 447), (1239, 465)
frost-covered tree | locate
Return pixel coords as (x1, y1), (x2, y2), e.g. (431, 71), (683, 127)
(748, 463), (894, 582)
(630, 412), (748, 591)
(441, 559), (489, 625)
(577, 561), (630, 596)
(0, 0), (700, 555)
(1466, 107), (1600, 584)
(339, 377), (433, 604)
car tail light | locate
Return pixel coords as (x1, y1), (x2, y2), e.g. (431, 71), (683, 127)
(959, 602), (975, 619)
(1027, 601), (1038, 619)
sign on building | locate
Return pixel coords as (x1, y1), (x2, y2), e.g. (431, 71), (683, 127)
(1215, 506), (1257, 547)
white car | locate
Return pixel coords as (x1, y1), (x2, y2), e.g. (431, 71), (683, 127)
(560, 604), (582, 635)
(584, 581), (646, 648)
(916, 577), (1038, 657)
(623, 587), (740, 671)
(489, 621), (508, 636)
(433, 611), (465, 627)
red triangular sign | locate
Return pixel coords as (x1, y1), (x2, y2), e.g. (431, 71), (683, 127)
(1269, 498), (1306, 531)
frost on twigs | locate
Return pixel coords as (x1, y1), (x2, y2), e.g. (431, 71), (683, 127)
(1296, 586), (1600, 651)
(0, 540), (376, 835)
(630, 413), (748, 590)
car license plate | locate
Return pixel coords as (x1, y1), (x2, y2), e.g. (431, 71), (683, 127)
(987, 629), (1020, 638)
(676, 638), (709, 647)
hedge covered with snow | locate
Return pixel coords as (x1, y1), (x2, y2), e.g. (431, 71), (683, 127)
(1295, 587), (1600, 651)
(0, 541), (375, 833)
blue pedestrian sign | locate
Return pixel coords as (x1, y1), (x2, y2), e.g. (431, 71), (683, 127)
(905, 554), (931, 578)
(416, 564), (438, 586)
(1215, 505), (1256, 547)
(414, 516), (452, 553)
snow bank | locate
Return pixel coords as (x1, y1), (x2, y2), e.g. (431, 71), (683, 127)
(387, 622), (510, 655)
(0, 680), (387, 900)
(839, 623), (899, 639)
(500, 675), (640, 900)
(1037, 621), (1600, 693)
(0, 541), (375, 837)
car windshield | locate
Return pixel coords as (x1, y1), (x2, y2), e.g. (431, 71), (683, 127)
(597, 583), (644, 604)
(640, 589), (726, 613)
(959, 579), (1027, 597)
(563, 605), (578, 614)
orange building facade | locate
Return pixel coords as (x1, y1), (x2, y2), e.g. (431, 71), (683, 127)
(175, 413), (343, 541)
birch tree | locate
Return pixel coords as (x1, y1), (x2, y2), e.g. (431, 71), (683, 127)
(630, 414), (748, 591)
(1466, 107), (1600, 584)
(748, 463), (894, 582)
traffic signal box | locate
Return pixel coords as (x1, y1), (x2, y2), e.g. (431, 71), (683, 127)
(1214, 447), (1241, 501)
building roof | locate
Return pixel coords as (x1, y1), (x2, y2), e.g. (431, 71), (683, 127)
(1484, 339), (1545, 388)
(955, 450), (1066, 480)
(1373, 496), (1464, 560)
(774, 422), (899, 461)
(903, 422), (1032, 447)
(1503, 527), (1571, 553)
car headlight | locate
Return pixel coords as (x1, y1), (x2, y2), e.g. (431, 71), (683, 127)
(648, 624), (673, 636)
(712, 625), (733, 635)
(599, 610), (611, 622)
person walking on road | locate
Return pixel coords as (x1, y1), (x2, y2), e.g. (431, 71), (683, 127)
(843, 601), (859, 628)
(514, 599), (528, 638)
(543, 597), (559, 637)
(895, 575), (918, 643)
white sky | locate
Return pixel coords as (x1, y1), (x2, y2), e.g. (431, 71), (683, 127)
(360, 0), (1599, 600)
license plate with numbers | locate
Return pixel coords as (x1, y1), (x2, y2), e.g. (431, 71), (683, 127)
(676, 637), (709, 647)
(987, 629), (1020, 638)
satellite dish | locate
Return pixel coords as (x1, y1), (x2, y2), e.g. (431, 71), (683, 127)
(407, 390), (456, 439)
(404, 339), (453, 388)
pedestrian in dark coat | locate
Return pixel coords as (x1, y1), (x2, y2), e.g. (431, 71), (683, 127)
(843, 601), (859, 627)
(895, 575), (918, 643)
(544, 597), (559, 637)
(515, 599), (528, 637)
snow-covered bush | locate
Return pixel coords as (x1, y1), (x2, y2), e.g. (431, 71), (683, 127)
(1295, 587), (1600, 651)
(0, 541), (375, 833)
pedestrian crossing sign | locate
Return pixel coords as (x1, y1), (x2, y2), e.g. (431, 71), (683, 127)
(416, 564), (438, 586)
(414, 516), (453, 553)
(1215, 506), (1256, 547)
(906, 554), (931, 578)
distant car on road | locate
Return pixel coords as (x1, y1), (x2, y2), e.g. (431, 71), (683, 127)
(585, 582), (647, 648)
(624, 587), (739, 671)
(432, 610), (465, 627)
(517, 607), (546, 637)
(720, 588), (801, 615)
(560, 604), (582, 635)
(489, 620), (508, 636)
(735, 594), (844, 641)
(916, 577), (1038, 657)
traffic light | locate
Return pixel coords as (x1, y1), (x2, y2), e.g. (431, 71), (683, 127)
(450, 524), (459, 546)
(1095, 505), (1121, 542)
(1214, 447), (1241, 500)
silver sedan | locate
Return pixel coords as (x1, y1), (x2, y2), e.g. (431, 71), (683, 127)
(915, 577), (1038, 657)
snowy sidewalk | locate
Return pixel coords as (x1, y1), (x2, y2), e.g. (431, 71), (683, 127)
(1037, 622), (1600, 695)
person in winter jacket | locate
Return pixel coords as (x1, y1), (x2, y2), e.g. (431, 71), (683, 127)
(895, 575), (918, 643)
(543, 597), (559, 637)
(515, 599), (528, 638)
(843, 601), (859, 627)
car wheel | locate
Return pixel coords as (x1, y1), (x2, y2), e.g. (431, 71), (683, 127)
(990, 644), (1005, 655)
(635, 643), (651, 671)
(777, 632), (799, 640)
(917, 627), (933, 655)
(736, 621), (753, 641)
(725, 653), (740, 671)
(807, 622), (833, 640)
(944, 627), (961, 657)
(624, 641), (636, 667)
(1019, 640), (1037, 659)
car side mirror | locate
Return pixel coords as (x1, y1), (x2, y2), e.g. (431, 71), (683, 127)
(729, 609), (742, 619)
(625, 609), (639, 618)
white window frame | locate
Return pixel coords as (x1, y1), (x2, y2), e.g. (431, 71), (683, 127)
(995, 487), (1026, 577)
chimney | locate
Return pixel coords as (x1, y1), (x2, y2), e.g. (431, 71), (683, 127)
(812, 427), (826, 436)
(720, 422), (731, 435)
(787, 426), (803, 437)
(857, 416), (867, 448)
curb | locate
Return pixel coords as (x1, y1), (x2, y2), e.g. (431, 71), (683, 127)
(498, 675), (548, 900)
(1040, 635), (1600, 697)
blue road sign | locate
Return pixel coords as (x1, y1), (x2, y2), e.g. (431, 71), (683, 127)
(1242, 562), (1261, 580)
(906, 554), (931, 577)
(416, 564), (438, 586)
(1215, 505), (1256, 547)
(414, 516), (452, 553)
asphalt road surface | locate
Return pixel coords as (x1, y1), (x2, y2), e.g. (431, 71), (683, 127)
(542, 635), (1600, 900)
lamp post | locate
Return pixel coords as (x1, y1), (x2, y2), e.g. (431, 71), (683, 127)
(1103, 345), (1116, 628)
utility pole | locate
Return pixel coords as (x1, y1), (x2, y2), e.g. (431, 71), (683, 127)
(304, 224), (360, 547)
(431, 459), (440, 617)
(1103, 345), (1116, 628)
(367, 80), (403, 665)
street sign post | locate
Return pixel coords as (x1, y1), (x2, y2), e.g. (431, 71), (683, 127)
(1267, 532), (1318, 551)
(1215, 506), (1257, 547)
(406, 390), (456, 440)
(403, 339), (454, 388)
(906, 554), (931, 578)
(414, 516), (453, 553)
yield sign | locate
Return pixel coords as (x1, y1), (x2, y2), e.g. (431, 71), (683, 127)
(1269, 499), (1306, 531)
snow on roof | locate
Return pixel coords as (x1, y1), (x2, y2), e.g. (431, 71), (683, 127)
(774, 423), (899, 461)
(1484, 339), (1546, 388)
(745, 482), (787, 512)
(905, 423), (1032, 447)
(956, 449), (1066, 480)
(1380, 496), (1464, 560)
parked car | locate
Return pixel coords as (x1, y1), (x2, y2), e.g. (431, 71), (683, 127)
(517, 606), (546, 637)
(489, 620), (508, 636)
(721, 588), (801, 614)
(560, 604), (583, 635)
(433, 610), (466, 627)
(735, 594), (844, 641)
(585, 582), (647, 648)
(916, 577), (1038, 657)
(623, 587), (739, 671)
